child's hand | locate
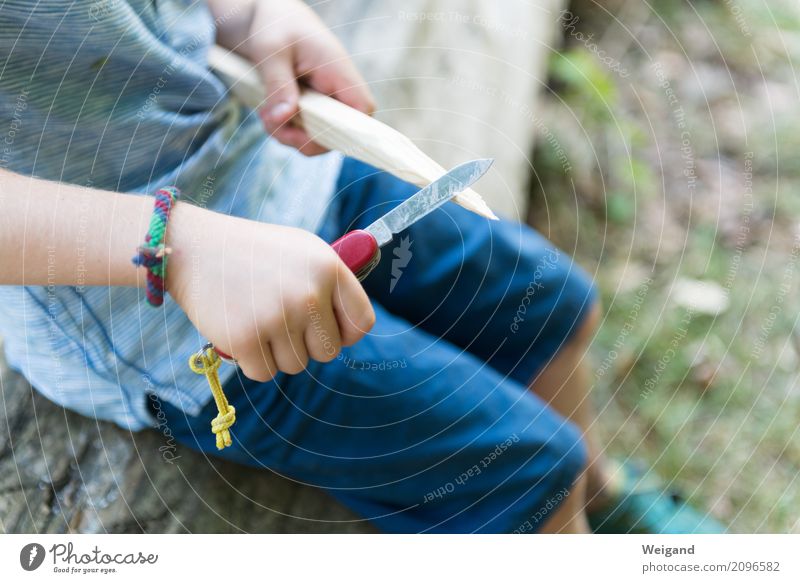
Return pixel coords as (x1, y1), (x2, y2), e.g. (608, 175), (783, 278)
(166, 203), (375, 381)
(245, 0), (376, 155)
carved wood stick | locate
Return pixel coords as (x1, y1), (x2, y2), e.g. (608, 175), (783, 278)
(207, 45), (498, 220)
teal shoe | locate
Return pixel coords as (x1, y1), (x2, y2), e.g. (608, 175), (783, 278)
(588, 461), (726, 534)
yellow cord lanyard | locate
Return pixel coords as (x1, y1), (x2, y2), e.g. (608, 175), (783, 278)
(189, 343), (236, 450)
(133, 186), (236, 450)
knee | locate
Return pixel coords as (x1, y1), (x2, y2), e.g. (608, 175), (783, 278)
(554, 268), (601, 351)
(573, 300), (602, 348)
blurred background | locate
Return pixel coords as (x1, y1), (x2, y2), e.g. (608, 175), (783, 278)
(317, 0), (800, 532)
(531, 0), (799, 533)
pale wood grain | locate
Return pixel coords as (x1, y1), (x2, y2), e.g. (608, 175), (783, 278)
(207, 45), (498, 220)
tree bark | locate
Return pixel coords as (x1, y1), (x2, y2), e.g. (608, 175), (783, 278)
(0, 350), (373, 533)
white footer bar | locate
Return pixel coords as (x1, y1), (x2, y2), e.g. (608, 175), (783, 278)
(2, 534), (798, 582)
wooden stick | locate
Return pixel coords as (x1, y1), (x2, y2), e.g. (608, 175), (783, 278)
(207, 45), (498, 220)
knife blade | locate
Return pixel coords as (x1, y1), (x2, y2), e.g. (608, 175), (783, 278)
(331, 158), (494, 280)
(209, 158), (493, 364)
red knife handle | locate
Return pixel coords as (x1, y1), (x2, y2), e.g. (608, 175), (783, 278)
(331, 229), (381, 281)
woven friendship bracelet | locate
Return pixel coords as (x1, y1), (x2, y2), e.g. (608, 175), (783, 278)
(133, 187), (236, 447)
(132, 186), (180, 307)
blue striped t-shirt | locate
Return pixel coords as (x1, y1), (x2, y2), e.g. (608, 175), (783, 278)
(0, 0), (343, 430)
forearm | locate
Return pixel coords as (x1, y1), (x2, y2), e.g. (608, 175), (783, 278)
(0, 169), (155, 288)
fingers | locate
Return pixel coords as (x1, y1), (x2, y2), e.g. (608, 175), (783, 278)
(332, 263), (376, 346)
(239, 314), (342, 381)
(256, 47), (329, 156)
(237, 341), (279, 383)
(305, 57), (376, 116)
(269, 124), (329, 156)
(297, 34), (376, 115)
(220, 234), (374, 380)
(256, 44), (303, 135)
(236, 282), (369, 380)
(271, 330), (309, 375)
(253, 30), (374, 155)
(305, 299), (341, 362)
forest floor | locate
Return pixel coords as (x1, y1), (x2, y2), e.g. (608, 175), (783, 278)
(531, 0), (800, 532)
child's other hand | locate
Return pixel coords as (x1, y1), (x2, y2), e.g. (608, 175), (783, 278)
(246, 0), (375, 155)
(166, 204), (375, 381)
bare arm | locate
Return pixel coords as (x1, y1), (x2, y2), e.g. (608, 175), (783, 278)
(0, 168), (152, 287)
(0, 168), (373, 380)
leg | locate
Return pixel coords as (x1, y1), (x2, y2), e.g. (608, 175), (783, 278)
(326, 161), (723, 534)
(530, 303), (614, 524)
(328, 160), (602, 530)
(538, 468), (590, 533)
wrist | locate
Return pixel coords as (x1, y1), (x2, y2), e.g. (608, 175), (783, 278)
(243, 0), (309, 60)
(208, 0), (258, 55)
(112, 193), (155, 288)
(241, 1), (274, 61)
(162, 200), (207, 305)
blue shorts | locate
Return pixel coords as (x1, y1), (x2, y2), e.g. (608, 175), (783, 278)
(154, 158), (598, 533)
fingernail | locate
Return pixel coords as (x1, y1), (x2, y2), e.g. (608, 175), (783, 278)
(268, 101), (293, 121)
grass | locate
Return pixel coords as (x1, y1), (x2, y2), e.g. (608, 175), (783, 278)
(531, 0), (800, 532)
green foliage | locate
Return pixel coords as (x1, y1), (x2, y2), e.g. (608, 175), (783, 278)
(532, 0), (800, 532)
(550, 48), (619, 119)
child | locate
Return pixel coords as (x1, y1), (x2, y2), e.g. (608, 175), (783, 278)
(0, 0), (722, 533)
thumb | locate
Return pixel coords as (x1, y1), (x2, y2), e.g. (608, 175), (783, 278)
(257, 46), (300, 128)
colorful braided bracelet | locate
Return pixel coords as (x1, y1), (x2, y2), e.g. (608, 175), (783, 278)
(132, 186), (180, 307)
(133, 186), (236, 449)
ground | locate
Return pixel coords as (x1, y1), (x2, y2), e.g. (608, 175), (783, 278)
(531, 0), (800, 532)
